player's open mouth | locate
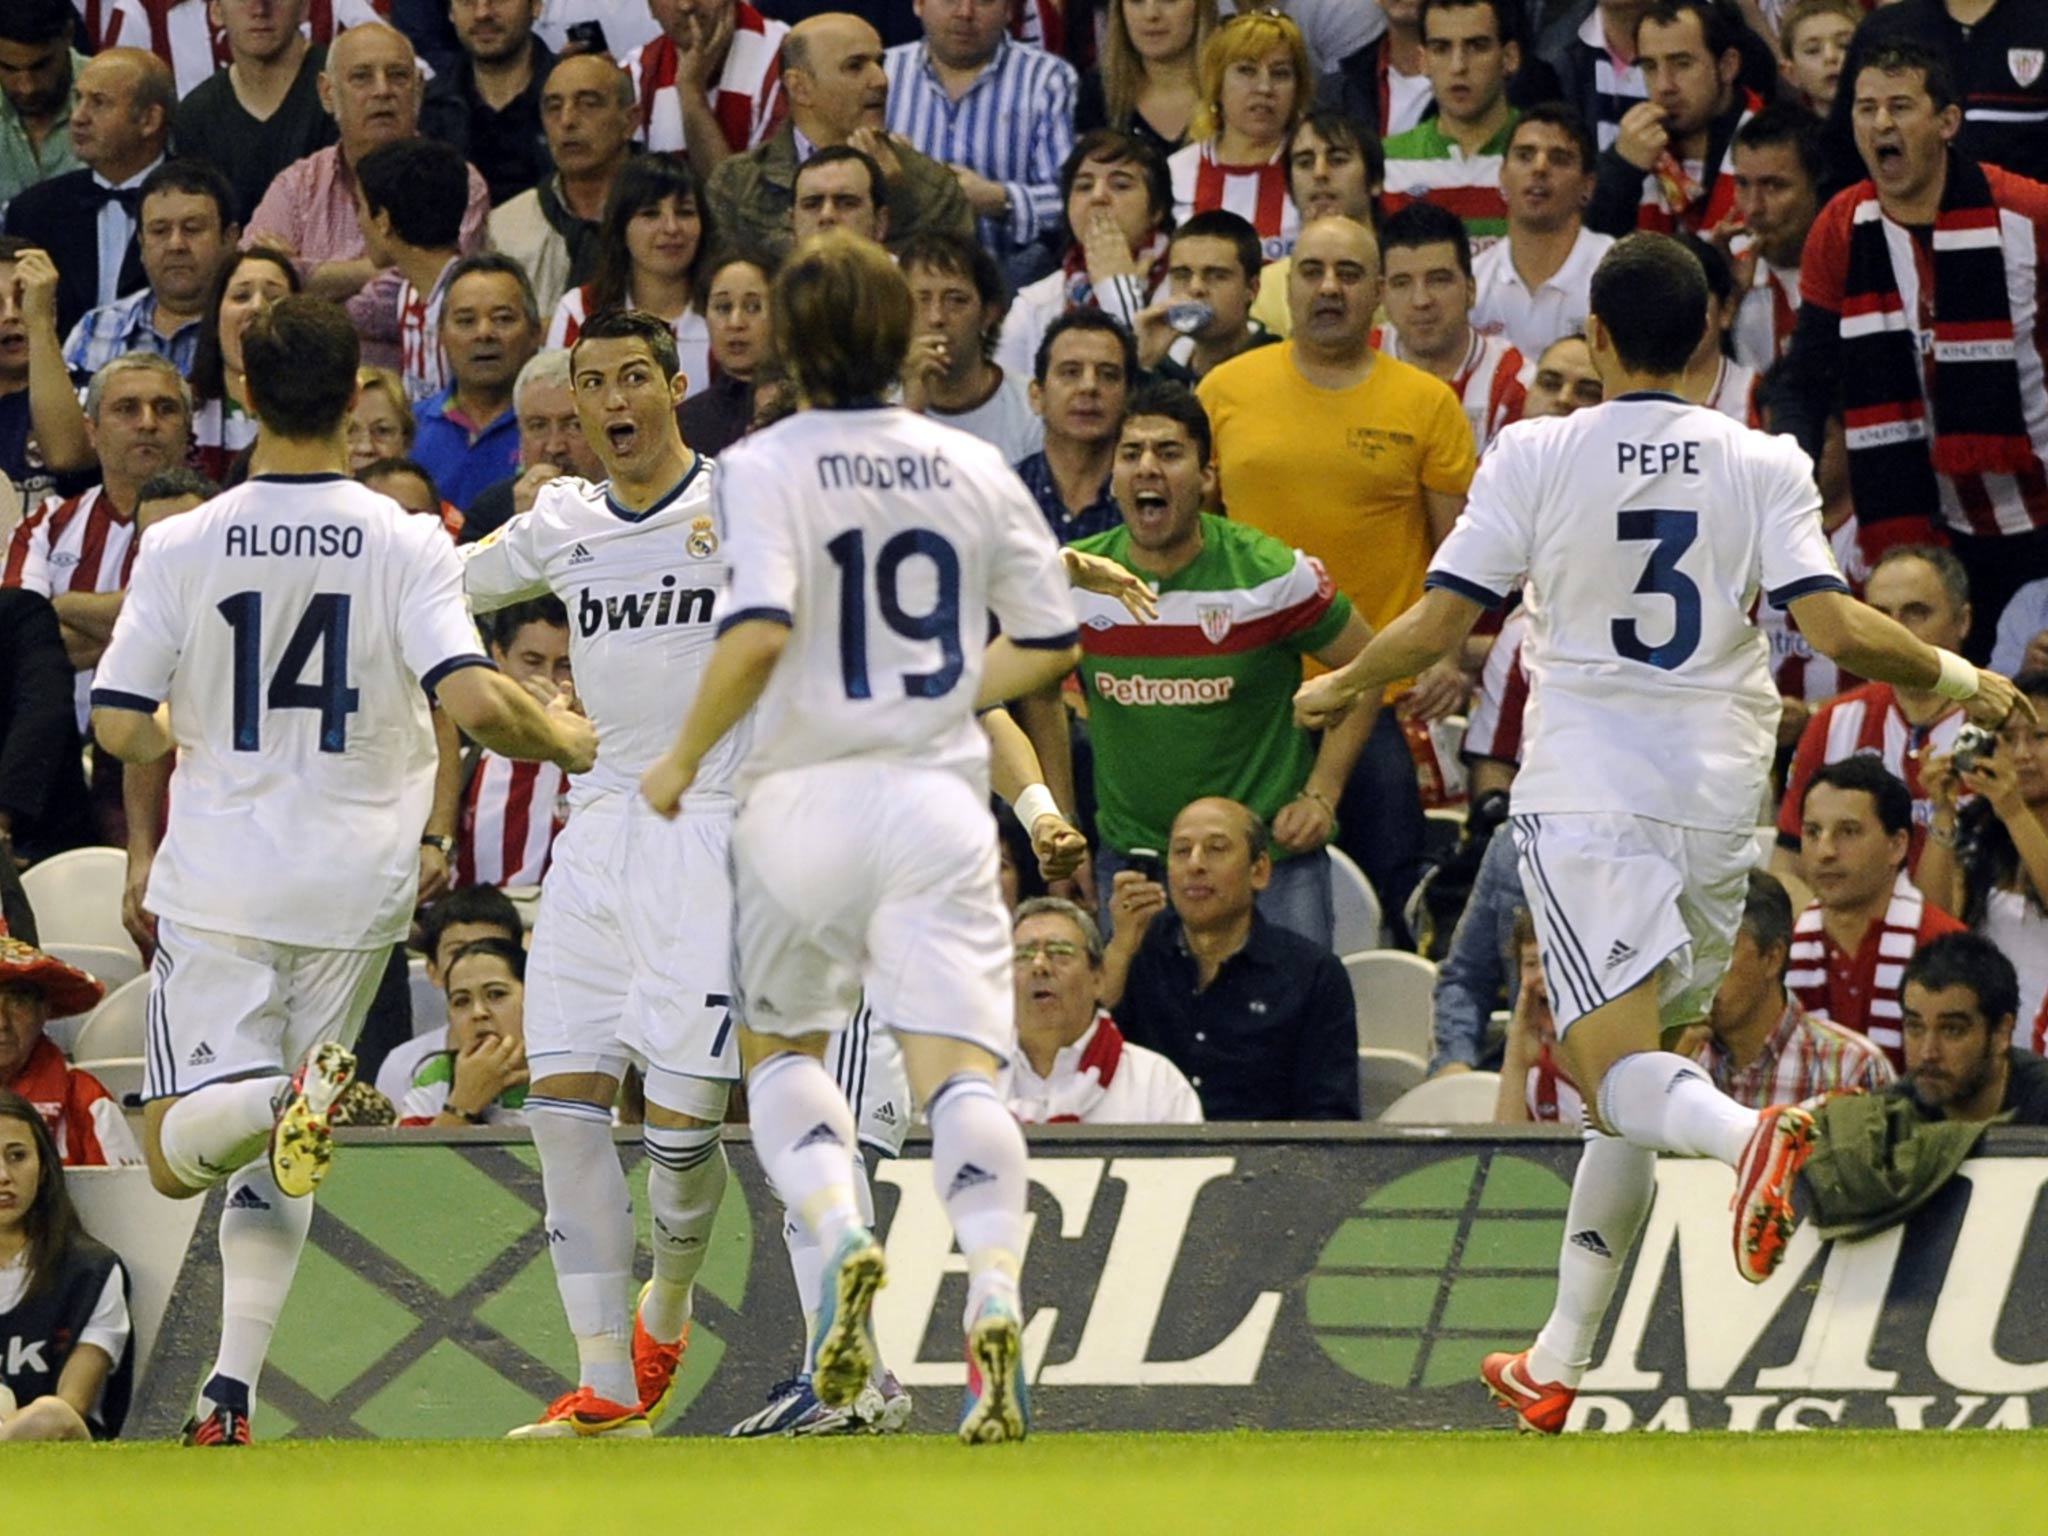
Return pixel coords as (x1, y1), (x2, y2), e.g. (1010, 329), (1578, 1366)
(605, 422), (639, 453)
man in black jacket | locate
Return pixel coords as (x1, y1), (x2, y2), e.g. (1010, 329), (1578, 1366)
(0, 587), (93, 867)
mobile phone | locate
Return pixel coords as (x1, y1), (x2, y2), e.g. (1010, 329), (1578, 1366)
(1127, 847), (1164, 885)
(563, 20), (610, 55)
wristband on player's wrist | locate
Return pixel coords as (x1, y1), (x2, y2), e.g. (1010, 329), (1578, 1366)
(1932, 648), (1980, 703)
(1013, 783), (1061, 834)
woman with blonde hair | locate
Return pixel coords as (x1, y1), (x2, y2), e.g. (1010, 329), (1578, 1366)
(1078, 0), (1220, 157)
(345, 367), (417, 475)
(1167, 10), (1313, 260)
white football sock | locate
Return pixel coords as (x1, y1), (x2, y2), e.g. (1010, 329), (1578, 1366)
(747, 1053), (862, 1252)
(527, 1096), (637, 1407)
(640, 1124), (728, 1343)
(781, 1150), (879, 1367)
(158, 1075), (290, 1191)
(205, 1163), (312, 1411)
(926, 1072), (1026, 1325)
(1528, 1131), (1656, 1387)
(1599, 1050), (1758, 1166)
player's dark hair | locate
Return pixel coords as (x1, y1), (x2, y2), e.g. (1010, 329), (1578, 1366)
(1733, 99), (1826, 188)
(1381, 200), (1474, 279)
(443, 252), (542, 329)
(354, 138), (469, 250)
(1636, 0), (1743, 59)
(773, 231), (911, 407)
(488, 596), (571, 652)
(1421, 0), (1519, 49)
(1903, 932), (2020, 1031)
(192, 248), (302, 405)
(1738, 870), (1795, 978)
(242, 296), (360, 440)
(1120, 381), (1213, 469)
(589, 154), (715, 316)
(1873, 544), (1970, 613)
(0, 0), (74, 46)
(793, 144), (890, 218)
(1034, 308), (1139, 387)
(420, 886), (523, 967)
(1509, 102), (1598, 178)
(1858, 39), (1959, 113)
(570, 306), (682, 383)
(139, 157), (239, 232)
(1170, 209), (1264, 280)
(1803, 755), (1914, 839)
(1674, 231), (1736, 358)
(1057, 129), (1174, 248)
(446, 936), (528, 990)
(357, 455), (441, 504)
(0, 1088), (85, 1304)
(1589, 233), (1708, 376)
(135, 466), (220, 507)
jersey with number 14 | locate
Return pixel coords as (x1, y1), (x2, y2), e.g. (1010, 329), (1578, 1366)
(1427, 393), (1847, 832)
(716, 406), (1077, 791)
(90, 475), (490, 950)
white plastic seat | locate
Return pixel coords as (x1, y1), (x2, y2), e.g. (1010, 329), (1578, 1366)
(1327, 846), (1383, 955)
(408, 955), (449, 1037)
(73, 1056), (145, 1108)
(1358, 1047), (1428, 1120)
(1343, 950), (1438, 1061)
(1380, 1070), (1503, 1125)
(40, 942), (144, 1004)
(71, 974), (151, 1063)
(19, 847), (137, 959)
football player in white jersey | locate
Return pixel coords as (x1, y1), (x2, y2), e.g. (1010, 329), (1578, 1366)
(461, 309), (747, 1439)
(1295, 234), (2029, 1436)
(89, 297), (598, 1448)
(642, 232), (1081, 1444)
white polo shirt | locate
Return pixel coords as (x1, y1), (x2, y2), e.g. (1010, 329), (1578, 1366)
(1471, 225), (1615, 362)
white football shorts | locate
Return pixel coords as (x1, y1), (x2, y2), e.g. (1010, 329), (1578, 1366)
(143, 918), (387, 1101)
(523, 791), (737, 1116)
(834, 1000), (912, 1157)
(1508, 811), (1755, 1035)
(732, 760), (1014, 1066)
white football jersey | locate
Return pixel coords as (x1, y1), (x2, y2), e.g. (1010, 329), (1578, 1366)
(1428, 392), (1846, 833)
(92, 475), (490, 949)
(461, 463), (745, 809)
(716, 406), (1076, 791)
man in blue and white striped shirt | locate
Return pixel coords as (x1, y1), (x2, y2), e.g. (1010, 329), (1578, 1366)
(882, 0), (1075, 282)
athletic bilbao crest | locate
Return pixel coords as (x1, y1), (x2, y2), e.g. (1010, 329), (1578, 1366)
(1197, 603), (1235, 645)
(2011, 49), (2044, 88)
(687, 516), (719, 559)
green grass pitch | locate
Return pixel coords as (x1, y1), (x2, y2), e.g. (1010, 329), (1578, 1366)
(14, 1431), (2046, 1535)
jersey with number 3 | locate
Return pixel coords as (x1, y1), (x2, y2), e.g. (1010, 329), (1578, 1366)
(91, 475), (491, 950)
(1426, 392), (1847, 833)
(716, 406), (1077, 791)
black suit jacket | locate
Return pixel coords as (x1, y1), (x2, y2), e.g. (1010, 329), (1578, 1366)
(0, 588), (93, 865)
(3, 169), (149, 340)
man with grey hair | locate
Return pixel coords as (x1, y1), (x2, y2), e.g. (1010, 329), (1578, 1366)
(412, 253), (542, 510)
(458, 346), (605, 544)
(1006, 895), (1201, 1125)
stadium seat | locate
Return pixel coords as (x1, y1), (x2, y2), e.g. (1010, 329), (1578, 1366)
(1344, 950), (1437, 1060)
(72, 974), (150, 1063)
(1358, 1047), (1427, 1120)
(41, 942), (144, 1003)
(74, 1056), (145, 1109)
(409, 955), (449, 1037)
(1328, 847), (1383, 954)
(19, 847), (138, 962)
(1379, 1070), (1502, 1125)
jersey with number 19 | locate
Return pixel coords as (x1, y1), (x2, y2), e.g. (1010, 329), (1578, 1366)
(716, 407), (1076, 1049)
(1427, 394), (1848, 1031)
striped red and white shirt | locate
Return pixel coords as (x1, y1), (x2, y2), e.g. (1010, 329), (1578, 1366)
(84, 0), (388, 99)
(1524, 1042), (1582, 1125)
(1732, 257), (1801, 373)
(1168, 141), (1299, 262)
(1785, 876), (1967, 1069)
(1690, 996), (1896, 1108)
(624, 2), (789, 160)
(1463, 606), (1531, 766)
(1776, 681), (1970, 869)
(1704, 354), (1761, 427)
(1372, 325), (1527, 455)
(545, 284), (713, 399)
(456, 751), (568, 890)
(1632, 93), (1760, 237)
(3, 485), (138, 727)
(398, 261), (457, 404)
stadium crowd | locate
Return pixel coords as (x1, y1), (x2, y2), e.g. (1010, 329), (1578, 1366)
(4, 0), (2048, 1440)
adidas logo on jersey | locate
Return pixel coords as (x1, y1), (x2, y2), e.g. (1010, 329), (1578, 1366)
(1568, 1228), (1612, 1259)
(946, 1162), (997, 1199)
(188, 1042), (217, 1067)
(568, 543), (595, 566)
(225, 1185), (272, 1212)
(1605, 940), (1637, 971)
(576, 577), (716, 637)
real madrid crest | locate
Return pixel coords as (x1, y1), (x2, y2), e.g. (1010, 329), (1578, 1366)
(688, 515), (719, 559)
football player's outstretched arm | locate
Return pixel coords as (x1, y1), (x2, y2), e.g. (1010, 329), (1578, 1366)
(1789, 589), (2034, 728)
(436, 665), (599, 774)
(984, 705), (1086, 882)
(641, 618), (791, 818)
(1294, 588), (1483, 730)
(977, 636), (1084, 713)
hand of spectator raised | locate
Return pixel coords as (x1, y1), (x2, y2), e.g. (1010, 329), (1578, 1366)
(1105, 868), (1166, 952)
(1705, 211), (1758, 300)
(511, 461), (563, 517)
(1959, 750), (2028, 825)
(1921, 747), (1962, 818)
(1032, 815), (1088, 882)
(16, 248), (60, 337)
(1271, 790), (1336, 853)
(1397, 655), (1472, 723)
(847, 128), (904, 183)
(1080, 206), (1141, 288)
(673, 4), (734, 96)
(1615, 102), (1670, 174)
(1061, 547), (1158, 621)
(1130, 302), (1177, 369)
(900, 333), (949, 412)
(449, 1032), (527, 1117)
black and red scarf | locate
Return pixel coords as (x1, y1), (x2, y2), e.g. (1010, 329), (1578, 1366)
(1839, 153), (2033, 525)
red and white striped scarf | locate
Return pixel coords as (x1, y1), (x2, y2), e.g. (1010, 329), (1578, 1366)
(1635, 89), (1760, 237)
(1040, 1011), (1128, 1124)
(1785, 876), (1936, 1067)
(631, 2), (787, 159)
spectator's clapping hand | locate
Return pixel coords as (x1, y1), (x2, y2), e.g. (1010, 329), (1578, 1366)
(1061, 547), (1158, 620)
(16, 249), (59, 336)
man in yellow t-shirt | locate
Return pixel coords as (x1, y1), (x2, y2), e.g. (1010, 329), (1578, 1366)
(1200, 215), (1477, 942)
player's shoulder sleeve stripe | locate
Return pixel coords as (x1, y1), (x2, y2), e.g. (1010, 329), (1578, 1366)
(1425, 570), (1509, 608)
(1766, 574), (1851, 609)
(89, 687), (162, 712)
(420, 653), (496, 694)
(716, 605), (794, 635)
